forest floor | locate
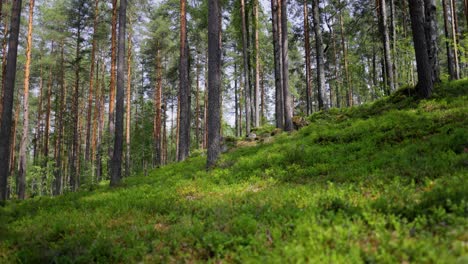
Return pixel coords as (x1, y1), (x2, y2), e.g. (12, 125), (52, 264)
(1, 80), (467, 263)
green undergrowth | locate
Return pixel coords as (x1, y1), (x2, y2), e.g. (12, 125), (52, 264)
(1, 80), (467, 263)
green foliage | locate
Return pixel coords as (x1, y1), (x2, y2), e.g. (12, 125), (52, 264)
(1, 80), (467, 263)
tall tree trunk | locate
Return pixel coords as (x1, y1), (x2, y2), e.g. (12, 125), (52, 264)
(271, 0), (283, 128)
(339, 13), (351, 107)
(70, 20), (82, 191)
(33, 64), (43, 165)
(240, 0), (251, 134)
(18, 0), (34, 200)
(253, 0), (260, 128)
(43, 66), (54, 163)
(207, 0), (221, 168)
(53, 41), (65, 195)
(108, 0), (118, 166)
(96, 62), (106, 181)
(408, 0), (433, 98)
(234, 62), (239, 137)
(85, 0), (100, 162)
(154, 49), (162, 167)
(178, 0), (190, 161)
(304, 0), (312, 115)
(110, 0), (126, 186)
(125, 28), (132, 177)
(0, 0), (22, 201)
(424, 0), (439, 83)
(389, 0), (397, 86)
(9, 99), (19, 196)
(195, 53), (201, 145)
(442, 0), (456, 80)
(449, 0), (460, 79)
(0, 0), (10, 126)
(312, 0), (326, 110)
(281, 0), (293, 131)
(377, 0), (395, 95)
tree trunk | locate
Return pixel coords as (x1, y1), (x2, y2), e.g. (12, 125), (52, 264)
(43, 67), (54, 163)
(125, 28), (132, 177)
(408, 0), (433, 98)
(389, 0), (398, 86)
(281, 0), (293, 130)
(110, 0), (126, 186)
(442, 0), (456, 80)
(196, 53), (201, 144)
(340, 12), (351, 107)
(154, 49), (162, 167)
(271, 0), (283, 128)
(253, 0), (260, 128)
(207, 0), (221, 168)
(312, 0), (326, 110)
(234, 62), (239, 137)
(0, 0), (22, 201)
(0, 0), (10, 126)
(304, 0), (312, 115)
(449, 0), (460, 79)
(108, 0), (118, 166)
(377, 0), (395, 95)
(423, 0), (439, 83)
(53, 41), (65, 195)
(85, 0), (100, 162)
(18, 0), (34, 200)
(178, 0), (190, 161)
(240, 0), (251, 134)
(33, 65), (43, 165)
(70, 21), (82, 191)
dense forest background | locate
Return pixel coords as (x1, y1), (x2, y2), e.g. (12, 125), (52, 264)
(0, 0), (466, 200)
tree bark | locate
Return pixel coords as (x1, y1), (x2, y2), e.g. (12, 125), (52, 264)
(304, 0), (312, 115)
(253, 0), (260, 128)
(442, 0), (456, 80)
(17, 0), (34, 200)
(240, 0), (251, 134)
(154, 49), (162, 167)
(423, 0), (439, 83)
(0, 0), (22, 201)
(108, 0), (118, 165)
(53, 42), (65, 195)
(207, 0), (221, 168)
(85, 0), (100, 162)
(339, 12), (351, 107)
(110, 0), (126, 186)
(281, 0), (293, 130)
(125, 27), (132, 177)
(271, 0), (283, 128)
(377, 0), (395, 95)
(178, 0), (190, 161)
(408, 0), (433, 98)
(312, 0), (326, 110)
(449, 0), (460, 79)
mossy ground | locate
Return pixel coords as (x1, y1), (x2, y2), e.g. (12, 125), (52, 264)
(1, 80), (467, 263)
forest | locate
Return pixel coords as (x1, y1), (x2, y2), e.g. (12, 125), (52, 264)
(0, 0), (467, 262)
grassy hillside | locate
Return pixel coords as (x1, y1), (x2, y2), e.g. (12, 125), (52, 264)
(1, 80), (467, 263)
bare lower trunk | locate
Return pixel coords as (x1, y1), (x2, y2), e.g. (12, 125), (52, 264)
(85, 0), (100, 162)
(178, 0), (190, 161)
(408, 0), (433, 98)
(304, 0), (312, 115)
(241, 0), (251, 134)
(108, 0), (118, 166)
(154, 49), (162, 167)
(207, 0), (221, 168)
(0, 0), (22, 201)
(281, 0), (293, 131)
(18, 0), (34, 199)
(271, 0), (283, 128)
(312, 0), (326, 110)
(442, 0), (455, 79)
(253, 0), (260, 128)
(110, 0), (127, 186)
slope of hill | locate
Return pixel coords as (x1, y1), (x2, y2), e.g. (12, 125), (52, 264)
(1, 80), (467, 263)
